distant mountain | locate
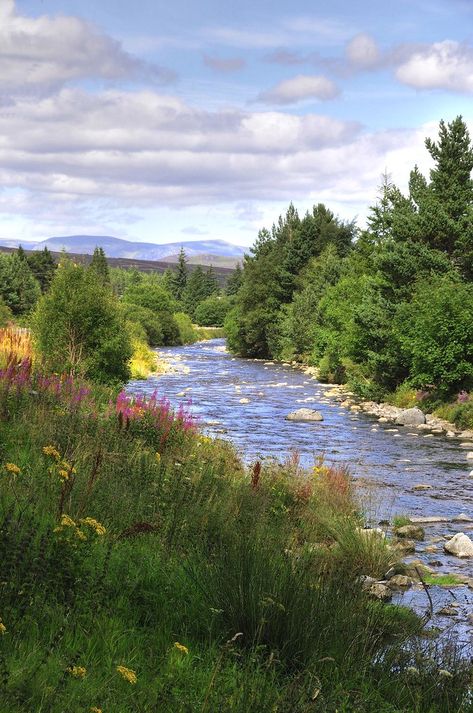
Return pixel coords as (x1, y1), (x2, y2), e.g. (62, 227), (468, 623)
(0, 235), (246, 265)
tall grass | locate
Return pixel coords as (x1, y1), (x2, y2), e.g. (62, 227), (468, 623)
(0, 352), (471, 711)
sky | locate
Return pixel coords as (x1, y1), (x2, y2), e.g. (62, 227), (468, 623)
(0, 0), (472, 247)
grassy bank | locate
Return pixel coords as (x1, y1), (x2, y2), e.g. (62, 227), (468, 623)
(0, 354), (471, 711)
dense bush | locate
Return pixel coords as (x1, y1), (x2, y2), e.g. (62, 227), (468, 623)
(33, 259), (132, 385)
(194, 294), (231, 326)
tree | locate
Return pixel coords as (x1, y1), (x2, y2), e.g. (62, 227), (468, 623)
(172, 248), (189, 301)
(226, 263), (243, 296)
(27, 247), (56, 292)
(33, 260), (132, 384)
(89, 247), (110, 285)
(0, 252), (41, 315)
(182, 266), (219, 319)
(195, 295), (230, 326)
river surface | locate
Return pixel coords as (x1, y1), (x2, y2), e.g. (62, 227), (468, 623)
(128, 339), (473, 646)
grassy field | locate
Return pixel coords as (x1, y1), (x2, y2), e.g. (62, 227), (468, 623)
(0, 337), (471, 712)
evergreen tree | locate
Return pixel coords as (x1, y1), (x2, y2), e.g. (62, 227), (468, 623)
(172, 248), (188, 300)
(0, 252), (41, 315)
(226, 263), (243, 295)
(27, 247), (56, 292)
(89, 247), (110, 285)
(182, 265), (218, 319)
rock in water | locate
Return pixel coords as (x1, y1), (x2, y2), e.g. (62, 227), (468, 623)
(444, 533), (473, 558)
(286, 408), (324, 422)
(394, 524), (425, 540)
(395, 408), (426, 426)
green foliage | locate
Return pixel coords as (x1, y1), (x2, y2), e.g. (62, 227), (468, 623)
(26, 247), (57, 292)
(0, 296), (13, 326)
(394, 274), (473, 395)
(88, 246), (110, 285)
(123, 274), (176, 314)
(170, 247), (189, 300)
(182, 265), (220, 319)
(0, 251), (41, 316)
(120, 302), (164, 346)
(174, 311), (198, 344)
(33, 259), (132, 384)
(194, 294), (230, 326)
(0, 378), (470, 712)
(225, 262), (243, 295)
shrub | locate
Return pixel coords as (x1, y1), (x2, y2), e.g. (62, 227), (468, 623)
(194, 295), (231, 327)
(174, 312), (198, 344)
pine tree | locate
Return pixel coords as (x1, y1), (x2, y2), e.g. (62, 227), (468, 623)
(89, 247), (110, 284)
(27, 247), (56, 292)
(226, 263), (243, 295)
(173, 248), (188, 300)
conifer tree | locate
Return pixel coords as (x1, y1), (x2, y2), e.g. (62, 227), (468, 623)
(89, 247), (110, 285)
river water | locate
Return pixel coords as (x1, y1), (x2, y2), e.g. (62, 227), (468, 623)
(128, 339), (473, 646)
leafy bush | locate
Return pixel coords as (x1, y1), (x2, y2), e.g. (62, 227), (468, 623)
(121, 302), (164, 346)
(194, 295), (230, 326)
(174, 311), (198, 344)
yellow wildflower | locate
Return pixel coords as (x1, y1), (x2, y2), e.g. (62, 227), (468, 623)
(155, 452), (161, 463)
(90, 708), (103, 713)
(58, 469), (69, 481)
(0, 621), (6, 635)
(59, 514), (76, 528)
(4, 463), (20, 475)
(75, 529), (87, 541)
(116, 665), (137, 684)
(60, 461), (76, 474)
(79, 518), (106, 536)
(43, 445), (61, 460)
(67, 665), (87, 679)
(174, 642), (189, 655)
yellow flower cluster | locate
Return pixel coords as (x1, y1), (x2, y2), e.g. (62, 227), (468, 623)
(54, 514), (87, 542)
(0, 620), (6, 635)
(79, 517), (106, 536)
(90, 708), (103, 713)
(42, 445), (61, 460)
(155, 452), (161, 463)
(4, 463), (20, 475)
(174, 642), (189, 655)
(67, 665), (87, 679)
(116, 665), (137, 684)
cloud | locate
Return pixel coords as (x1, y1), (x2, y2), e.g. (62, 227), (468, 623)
(395, 40), (473, 93)
(203, 54), (246, 72)
(345, 33), (381, 68)
(264, 49), (306, 65)
(0, 1), (175, 95)
(257, 74), (340, 104)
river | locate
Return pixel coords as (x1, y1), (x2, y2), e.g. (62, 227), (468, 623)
(127, 338), (473, 646)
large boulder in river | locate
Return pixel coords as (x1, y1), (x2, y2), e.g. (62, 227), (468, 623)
(394, 524), (425, 540)
(444, 533), (473, 558)
(286, 408), (324, 422)
(395, 408), (426, 426)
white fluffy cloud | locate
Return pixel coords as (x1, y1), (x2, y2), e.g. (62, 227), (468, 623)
(395, 40), (473, 93)
(345, 33), (381, 68)
(0, 1), (174, 94)
(257, 74), (340, 104)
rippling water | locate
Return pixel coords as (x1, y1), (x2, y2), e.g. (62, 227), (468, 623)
(128, 339), (473, 645)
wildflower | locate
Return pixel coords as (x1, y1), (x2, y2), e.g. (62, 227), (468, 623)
(75, 529), (87, 541)
(90, 708), (103, 713)
(43, 445), (61, 460)
(58, 469), (69, 481)
(79, 518), (106, 536)
(173, 641), (189, 655)
(4, 463), (20, 475)
(0, 621), (6, 635)
(116, 665), (137, 684)
(60, 461), (76, 474)
(59, 514), (76, 528)
(155, 452), (161, 463)
(67, 665), (86, 679)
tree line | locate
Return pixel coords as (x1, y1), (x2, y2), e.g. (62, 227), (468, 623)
(226, 116), (473, 421)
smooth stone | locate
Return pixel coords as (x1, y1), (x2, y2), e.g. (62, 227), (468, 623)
(452, 513), (473, 523)
(412, 484), (432, 491)
(395, 408), (426, 426)
(460, 442), (473, 448)
(388, 574), (413, 589)
(286, 408), (324, 422)
(466, 452), (473, 460)
(368, 582), (392, 601)
(444, 533), (473, 558)
(438, 606), (459, 617)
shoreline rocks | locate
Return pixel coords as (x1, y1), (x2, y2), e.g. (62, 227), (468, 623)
(444, 533), (473, 558)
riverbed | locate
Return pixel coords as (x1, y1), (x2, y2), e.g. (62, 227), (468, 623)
(128, 339), (473, 646)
